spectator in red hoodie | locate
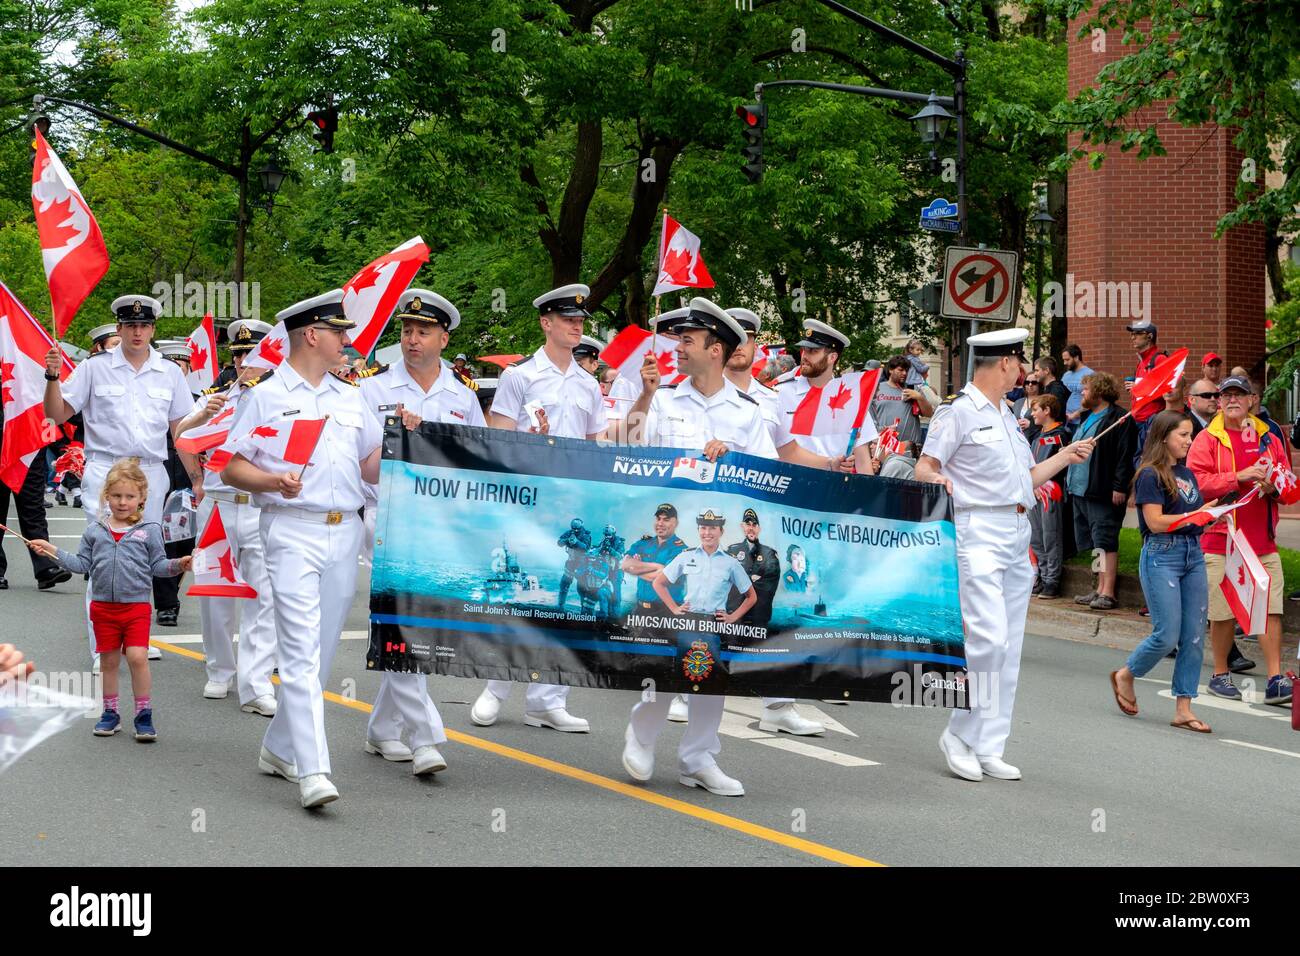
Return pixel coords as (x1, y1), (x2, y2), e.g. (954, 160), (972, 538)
(1186, 375), (1293, 706)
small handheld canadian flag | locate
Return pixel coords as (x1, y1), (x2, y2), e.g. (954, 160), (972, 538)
(652, 213), (714, 297)
(247, 415), (329, 476)
(174, 403), (237, 456)
(184, 312), (219, 393)
(186, 506), (257, 599)
(241, 321), (289, 373)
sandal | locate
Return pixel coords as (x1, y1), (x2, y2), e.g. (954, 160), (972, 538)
(1170, 717), (1212, 734)
(1109, 670), (1138, 716)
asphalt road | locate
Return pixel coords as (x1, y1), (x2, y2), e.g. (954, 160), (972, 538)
(2, 505), (1297, 867)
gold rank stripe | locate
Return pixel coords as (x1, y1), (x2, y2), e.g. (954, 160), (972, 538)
(149, 638), (882, 868)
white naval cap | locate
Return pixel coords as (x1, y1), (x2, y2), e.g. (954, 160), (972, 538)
(396, 288), (460, 331)
(676, 297), (746, 351)
(573, 335), (604, 358)
(654, 307), (690, 334)
(227, 318), (273, 352)
(88, 323), (119, 344)
(275, 289), (354, 331)
(968, 326), (1029, 358)
(532, 283), (591, 317)
(797, 318), (850, 352)
(155, 339), (190, 360)
(725, 307), (761, 335)
(110, 295), (163, 323)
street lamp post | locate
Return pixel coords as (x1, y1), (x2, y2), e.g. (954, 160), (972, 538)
(1030, 194), (1055, 364)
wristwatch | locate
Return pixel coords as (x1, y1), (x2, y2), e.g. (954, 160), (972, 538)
(44, 372), (59, 381)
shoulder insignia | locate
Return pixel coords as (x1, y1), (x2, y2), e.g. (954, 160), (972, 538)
(638, 534), (653, 541)
(88, 349), (109, 359)
(658, 382), (678, 390)
(736, 390), (759, 405)
(329, 368), (361, 386)
(201, 385), (221, 395)
(243, 370), (274, 388)
(357, 364), (389, 379)
(452, 367), (478, 391)
(672, 537), (685, 546)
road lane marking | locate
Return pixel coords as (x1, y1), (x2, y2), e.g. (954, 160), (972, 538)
(1220, 739), (1300, 759)
(753, 737), (878, 766)
(1135, 677), (1289, 721)
(151, 640), (882, 867)
(723, 696), (859, 738)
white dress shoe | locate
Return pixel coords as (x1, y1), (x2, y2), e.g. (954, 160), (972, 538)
(147, 646), (162, 660)
(667, 695), (689, 723)
(758, 703), (825, 736)
(679, 764), (744, 797)
(939, 729), (983, 782)
(365, 738), (414, 761)
(470, 687), (501, 726)
(977, 755), (1022, 780)
(524, 708), (590, 732)
(621, 724), (654, 781)
(299, 774), (339, 808)
(257, 746), (299, 783)
(240, 694), (277, 716)
(203, 680), (229, 700)
(412, 745), (447, 775)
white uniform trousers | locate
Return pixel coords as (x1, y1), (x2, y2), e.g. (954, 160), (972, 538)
(367, 673), (447, 749)
(258, 509), (362, 778)
(81, 456), (170, 658)
(484, 679), (568, 713)
(630, 691), (725, 774)
(946, 508), (1033, 759)
(196, 495), (278, 703)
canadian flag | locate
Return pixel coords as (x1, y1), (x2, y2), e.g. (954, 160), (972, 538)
(241, 320), (289, 373)
(1129, 348), (1188, 410)
(342, 236), (430, 358)
(1034, 479), (1063, 512)
(1263, 453), (1300, 505)
(175, 402), (238, 455)
(671, 456), (716, 484)
(0, 281), (76, 492)
(246, 416), (328, 466)
(184, 312), (219, 393)
(1166, 497), (1252, 532)
(788, 368), (881, 438)
(599, 326), (685, 386)
(652, 214), (714, 297)
(31, 129), (110, 337)
(875, 421), (902, 459)
(186, 506), (257, 599)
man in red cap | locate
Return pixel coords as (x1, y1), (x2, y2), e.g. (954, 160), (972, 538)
(1201, 352), (1224, 387)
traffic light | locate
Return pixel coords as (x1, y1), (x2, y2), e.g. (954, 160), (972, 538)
(306, 107), (338, 154)
(908, 279), (942, 316)
(736, 102), (766, 184)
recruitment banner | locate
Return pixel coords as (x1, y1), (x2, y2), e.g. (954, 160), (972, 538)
(368, 422), (967, 707)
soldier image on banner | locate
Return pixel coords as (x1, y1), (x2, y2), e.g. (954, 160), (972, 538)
(726, 508), (779, 626)
(556, 517), (592, 610)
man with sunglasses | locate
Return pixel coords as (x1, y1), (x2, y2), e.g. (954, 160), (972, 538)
(1186, 379), (1220, 439)
(222, 289), (384, 809)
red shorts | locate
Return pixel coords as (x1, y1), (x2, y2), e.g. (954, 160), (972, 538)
(89, 601), (152, 654)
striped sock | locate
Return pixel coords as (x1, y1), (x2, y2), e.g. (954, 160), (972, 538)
(104, 695), (119, 713)
(134, 696), (150, 714)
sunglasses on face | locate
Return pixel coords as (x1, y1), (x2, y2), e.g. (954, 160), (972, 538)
(1190, 392), (1220, 400)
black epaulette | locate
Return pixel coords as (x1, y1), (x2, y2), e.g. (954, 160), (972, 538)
(452, 367), (478, 391)
(736, 390), (759, 405)
(658, 382), (678, 390)
(243, 370), (274, 388)
(88, 349), (109, 359)
(329, 368), (361, 386)
(201, 384), (222, 395)
(939, 393), (961, 407)
(672, 537), (685, 546)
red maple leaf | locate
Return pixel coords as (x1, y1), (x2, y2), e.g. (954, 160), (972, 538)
(655, 350), (677, 376)
(660, 247), (693, 283)
(216, 547), (237, 583)
(827, 383), (853, 413)
(257, 337), (284, 364)
(0, 361), (14, 407)
(251, 425), (279, 439)
(347, 263), (383, 294)
(188, 340), (208, 373)
(35, 195), (82, 248)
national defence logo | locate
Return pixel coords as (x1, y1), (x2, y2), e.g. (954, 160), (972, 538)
(671, 456), (716, 484)
(682, 640), (715, 683)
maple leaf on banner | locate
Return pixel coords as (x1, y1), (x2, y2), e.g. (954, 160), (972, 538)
(251, 425), (279, 439)
(36, 195), (81, 249)
(0, 360), (14, 407)
(217, 548), (237, 583)
(827, 383), (853, 414)
(257, 336), (284, 365)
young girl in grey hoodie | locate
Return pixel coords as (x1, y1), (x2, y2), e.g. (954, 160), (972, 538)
(29, 458), (190, 741)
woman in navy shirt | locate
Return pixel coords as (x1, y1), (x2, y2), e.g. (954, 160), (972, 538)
(1109, 410), (1212, 733)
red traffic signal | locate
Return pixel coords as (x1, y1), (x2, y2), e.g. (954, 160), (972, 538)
(305, 107), (338, 154)
(736, 102), (766, 184)
(736, 103), (766, 129)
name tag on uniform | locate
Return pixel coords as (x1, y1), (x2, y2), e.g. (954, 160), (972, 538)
(378, 403), (399, 412)
(278, 409), (301, 418)
(971, 426), (1004, 445)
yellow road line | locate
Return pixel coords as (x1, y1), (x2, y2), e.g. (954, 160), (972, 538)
(154, 640), (881, 867)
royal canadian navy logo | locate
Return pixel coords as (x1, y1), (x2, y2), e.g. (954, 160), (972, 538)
(411, 296), (423, 312)
(682, 640), (714, 682)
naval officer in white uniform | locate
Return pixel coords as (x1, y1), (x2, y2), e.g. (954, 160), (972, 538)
(359, 289), (484, 776)
(470, 283), (607, 733)
(915, 328), (1094, 782)
(222, 289), (383, 809)
(44, 295), (194, 664)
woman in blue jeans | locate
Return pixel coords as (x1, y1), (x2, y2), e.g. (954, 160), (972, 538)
(1109, 410), (1212, 733)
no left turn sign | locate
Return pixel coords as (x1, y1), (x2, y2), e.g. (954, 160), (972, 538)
(940, 247), (1020, 323)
